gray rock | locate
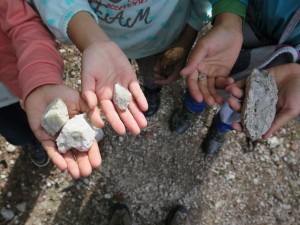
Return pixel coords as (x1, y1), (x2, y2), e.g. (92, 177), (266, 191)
(92, 125), (105, 142)
(241, 69), (278, 140)
(41, 98), (69, 136)
(56, 113), (95, 153)
(0, 208), (14, 220)
(113, 83), (132, 110)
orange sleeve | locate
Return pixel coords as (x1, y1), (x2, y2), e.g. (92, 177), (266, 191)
(0, 0), (63, 102)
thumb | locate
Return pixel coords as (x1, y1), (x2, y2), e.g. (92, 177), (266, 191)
(81, 77), (98, 109)
(180, 45), (207, 77)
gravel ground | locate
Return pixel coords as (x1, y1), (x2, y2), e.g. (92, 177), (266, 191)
(0, 44), (300, 225)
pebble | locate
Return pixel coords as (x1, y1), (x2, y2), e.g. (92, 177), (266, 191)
(290, 142), (298, 151)
(0, 208), (14, 220)
(16, 202), (26, 212)
(268, 137), (280, 148)
(226, 172), (236, 180)
(6, 144), (16, 153)
(104, 193), (112, 199)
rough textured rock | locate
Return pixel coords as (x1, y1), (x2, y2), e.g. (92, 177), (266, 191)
(241, 69), (278, 140)
(41, 98), (69, 136)
(56, 113), (96, 153)
(160, 47), (185, 78)
(113, 83), (132, 110)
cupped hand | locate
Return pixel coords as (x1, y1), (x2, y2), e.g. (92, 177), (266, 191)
(154, 56), (184, 85)
(81, 41), (148, 136)
(24, 84), (103, 179)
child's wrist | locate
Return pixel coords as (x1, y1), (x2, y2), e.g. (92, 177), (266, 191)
(67, 11), (109, 52)
(214, 12), (243, 32)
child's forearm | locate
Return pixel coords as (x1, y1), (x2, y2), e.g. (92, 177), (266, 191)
(177, 25), (198, 51)
(67, 11), (110, 52)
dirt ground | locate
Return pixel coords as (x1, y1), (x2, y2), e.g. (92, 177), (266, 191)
(0, 44), (300, 225)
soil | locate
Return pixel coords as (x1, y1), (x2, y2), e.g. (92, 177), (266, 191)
(0, 44), (300, 225)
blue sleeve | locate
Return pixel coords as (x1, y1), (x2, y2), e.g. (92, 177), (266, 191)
(28, 0), (98, 43)
(188, 0), (212, 31)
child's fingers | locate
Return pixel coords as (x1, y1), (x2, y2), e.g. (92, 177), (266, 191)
(207, 78), (224, 104)
(100, 100), (126, 135)
(232, 122), (243, 132)
(88, 140), (102, 168)
(42, 140), (67, 170)
(227, 96), (242, 112)
(225, 85), (244, 99)
(180, 45), (207, 77)
(88, 106), (105, 128)
(198, 75), (215, 106)
(63, 151), (81, 179)
(128, 100), (147, 129)
(116, 105), (141, 136)
(74, 151), (92, 177)
(129, 81), (148, 112)
(81, 74), (98, 109)
(82, 90), (98, 110)
(263, 108), (298, 139)
(186, 74), (204, 103)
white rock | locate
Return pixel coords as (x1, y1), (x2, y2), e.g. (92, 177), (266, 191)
(56, 113), (95, 153)
(268, 136), (280, 148)
(6, 144), (16, 153)
(16, 202), (26, 212)
(226, 171), (236, 180)
(41, 98), (69, 136)
(113, 83), (132, 110)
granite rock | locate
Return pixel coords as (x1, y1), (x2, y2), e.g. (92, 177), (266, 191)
(241, 69), (278, 140)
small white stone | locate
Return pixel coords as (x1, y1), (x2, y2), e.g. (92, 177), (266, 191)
(16, 202), (26, 212)
(56, 113), (95, 153)
(104, 194), (112, 199)
(113, 83), (132, 110)
(225, 172), (236, 180)
(268, 136), (280, 148)
(6, 144), (16, 153)
(41, 98), (69, 136)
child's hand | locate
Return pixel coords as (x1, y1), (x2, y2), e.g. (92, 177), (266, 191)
(155, 25), (198, 85)
(24, 84), (103, 179)
(81, 40), (148, 136)
(226, 63), (300, 139)
(181, 13), (243, 104)
(154, 48), (185, 85)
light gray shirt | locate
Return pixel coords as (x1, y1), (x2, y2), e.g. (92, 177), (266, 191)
(0, 82), (19, 108)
